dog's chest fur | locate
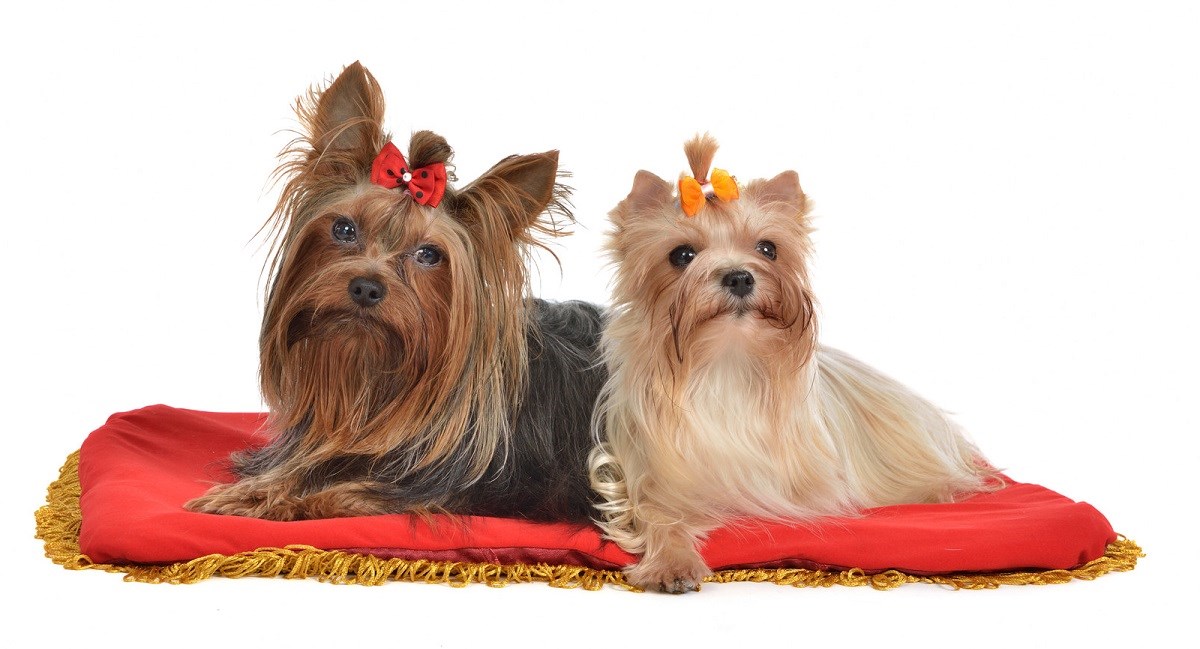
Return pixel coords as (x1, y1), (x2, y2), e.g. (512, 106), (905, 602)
(663, 352), (809, 511)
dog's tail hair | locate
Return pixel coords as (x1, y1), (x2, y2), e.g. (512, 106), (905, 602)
(683, 132), (720, 181)
(814, 346), (1003, 504)
(587, 443), (647, 555)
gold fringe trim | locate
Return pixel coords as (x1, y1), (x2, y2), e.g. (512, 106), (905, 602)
(35, 450), (1143, 591)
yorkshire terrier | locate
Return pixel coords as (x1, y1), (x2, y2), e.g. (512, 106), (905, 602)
(589, 134), (997, 593)
(185, 62), (604, 522)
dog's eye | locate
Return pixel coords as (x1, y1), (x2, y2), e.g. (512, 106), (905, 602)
(331, 217), (357, 244)
(413, 245), (443, 267)
(756, 241), (777, 261)
(669, 245), (697, 268)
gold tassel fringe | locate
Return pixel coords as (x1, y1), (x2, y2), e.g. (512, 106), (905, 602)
(35, 450), (1142, 591)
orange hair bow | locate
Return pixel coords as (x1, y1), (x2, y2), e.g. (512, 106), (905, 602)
(679, 168), (739, 217)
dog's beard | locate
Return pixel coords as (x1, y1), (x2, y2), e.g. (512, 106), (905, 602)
(278, 309), (413, 435)
(667, 276), (815, 364)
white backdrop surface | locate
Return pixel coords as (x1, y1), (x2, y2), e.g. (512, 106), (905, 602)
(3, 2), (1196, 647)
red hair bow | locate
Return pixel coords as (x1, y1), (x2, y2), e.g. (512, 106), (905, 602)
(370, 141), (447, 207)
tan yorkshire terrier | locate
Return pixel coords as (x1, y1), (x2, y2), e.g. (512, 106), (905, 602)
(589, 134), (998, 593)
(185, 62), (605, 522)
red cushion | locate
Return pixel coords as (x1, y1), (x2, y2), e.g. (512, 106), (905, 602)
(78, 405), (1116, 574)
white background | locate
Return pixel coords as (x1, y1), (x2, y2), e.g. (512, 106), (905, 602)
(4, 1), (1196, 646)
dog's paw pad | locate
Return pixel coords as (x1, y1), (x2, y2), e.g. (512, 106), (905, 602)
(661, 577), (701, 594)
(625, 558), (711, 594)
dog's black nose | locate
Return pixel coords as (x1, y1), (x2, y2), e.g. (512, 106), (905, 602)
(348, 277), (386, 307)
(721, 270), (755, 298)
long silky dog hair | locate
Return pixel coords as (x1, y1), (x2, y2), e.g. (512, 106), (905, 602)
(186, 62), (604, 522)
(589, 134), (997, 592)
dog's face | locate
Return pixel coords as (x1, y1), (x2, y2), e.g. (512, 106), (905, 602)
(264, 188), (461, 417)
(607, 168), (817, 366)
(259, 62), (564, 466)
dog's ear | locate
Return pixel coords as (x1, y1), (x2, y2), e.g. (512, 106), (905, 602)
(453, 151), (563, 238)
(745, 171), (809, 219)
(305, 61), (387, 177)
(610, 170), (674, 227)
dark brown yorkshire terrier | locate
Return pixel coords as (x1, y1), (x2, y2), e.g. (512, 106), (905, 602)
(185, 62), (604, 522)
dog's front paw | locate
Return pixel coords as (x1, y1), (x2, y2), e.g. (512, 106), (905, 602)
(624, 554), (712, 594)
(184, 482), (302, 521)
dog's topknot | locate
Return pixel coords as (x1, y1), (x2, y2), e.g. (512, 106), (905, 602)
(407, 130), (455, 176)
(683, 132), (719, 181)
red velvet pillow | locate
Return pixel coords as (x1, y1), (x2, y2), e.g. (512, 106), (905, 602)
(77, 405), (1117, 575)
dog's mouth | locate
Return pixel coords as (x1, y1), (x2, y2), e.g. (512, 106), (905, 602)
(689, 295), (812, 339)
(732, 302), (762, 319)
(712, 299), (783, 323)
(667, 283), (815, 362)
(285, 308), (395, 348)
